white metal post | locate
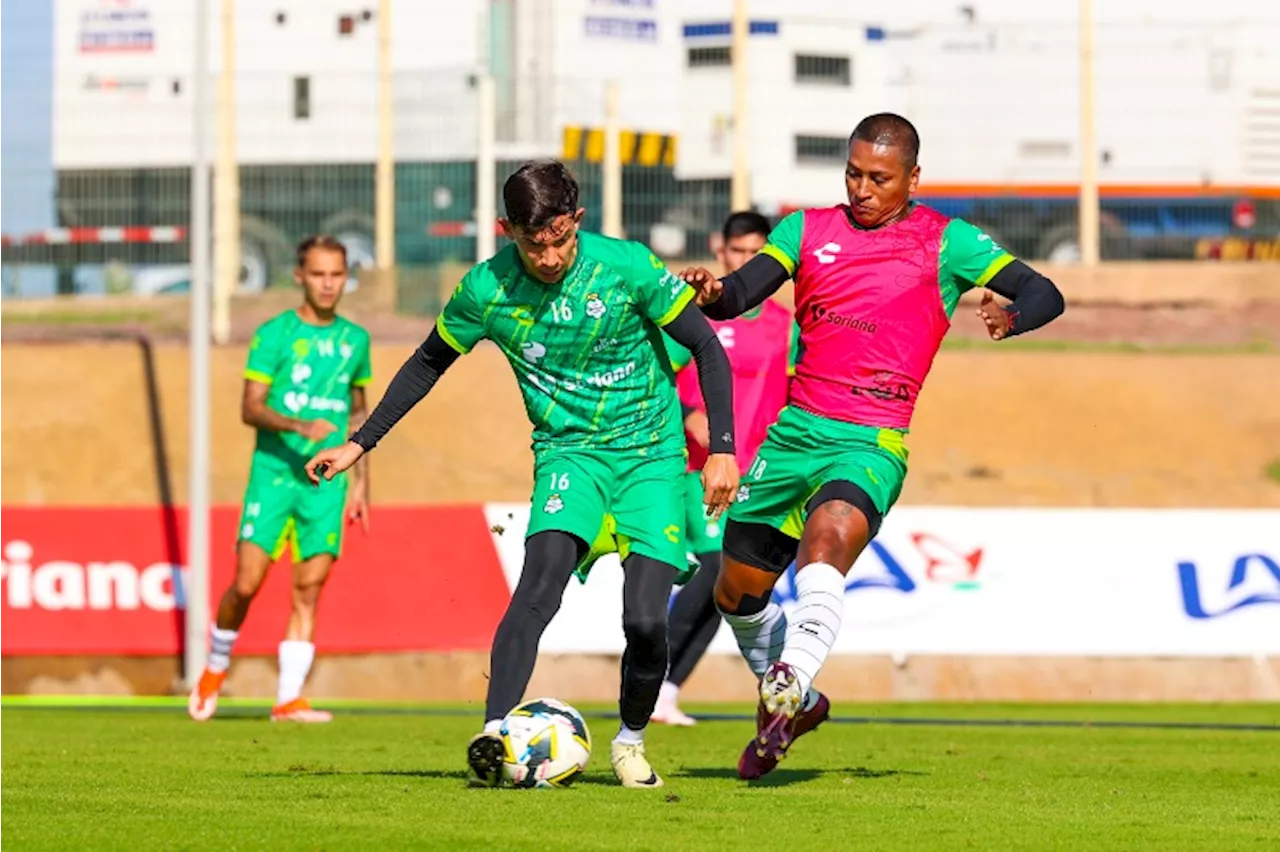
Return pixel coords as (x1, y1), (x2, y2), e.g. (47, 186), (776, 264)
(730, 0), (751, 212)
(375, 0), (395, 270)
(1078, 0), (1100, 266)
(476, 73), (497, 261)
(213, 0), (239, 345)
(602, 80), (623, 238)
(186, 0), (213, 686)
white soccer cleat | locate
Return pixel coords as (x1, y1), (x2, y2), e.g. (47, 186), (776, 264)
(650, 700), (698, 727)
(611, 742), (665, 788)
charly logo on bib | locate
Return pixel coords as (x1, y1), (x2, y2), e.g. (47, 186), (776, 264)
(813, 242), (841, 264)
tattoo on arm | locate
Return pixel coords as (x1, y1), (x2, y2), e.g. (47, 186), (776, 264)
(821, 501), (856, 518)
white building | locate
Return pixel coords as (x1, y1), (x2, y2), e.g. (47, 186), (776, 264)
(52, 0), (1280, 213)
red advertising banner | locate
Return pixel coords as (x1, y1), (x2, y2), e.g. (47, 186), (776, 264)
(0, 506), (509, 656)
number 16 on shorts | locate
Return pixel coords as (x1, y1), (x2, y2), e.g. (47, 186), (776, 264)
(544, 472), (570, 514)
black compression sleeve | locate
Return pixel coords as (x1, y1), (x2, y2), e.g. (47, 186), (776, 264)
(984, 259), (1066, 337)
(662, 302), (735, 456)
(349, 329), (461, 451)
(703, 253), (790, 320)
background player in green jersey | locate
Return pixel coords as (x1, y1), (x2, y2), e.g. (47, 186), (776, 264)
(305, 161), (739, 789)
(189, 236), (372, 725)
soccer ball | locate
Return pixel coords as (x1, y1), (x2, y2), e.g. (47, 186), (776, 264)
(499, 698), (592, 788)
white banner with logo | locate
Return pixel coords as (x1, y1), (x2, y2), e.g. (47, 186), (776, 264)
(483, 504), (1280, 657)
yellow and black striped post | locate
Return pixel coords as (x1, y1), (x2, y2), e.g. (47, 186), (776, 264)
(562, 126), (677, 167)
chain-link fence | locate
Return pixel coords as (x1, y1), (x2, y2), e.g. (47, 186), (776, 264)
(3, 15), (1278, 305)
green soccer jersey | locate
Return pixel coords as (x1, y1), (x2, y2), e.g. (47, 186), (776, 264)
(244, 310), (373, 465)
(435, 232), (696, 454)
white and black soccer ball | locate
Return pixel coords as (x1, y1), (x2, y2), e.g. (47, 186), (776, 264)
(499, 698), (592, 788)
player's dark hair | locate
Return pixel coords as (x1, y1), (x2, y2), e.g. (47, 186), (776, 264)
(722, 210), (771, 243)
(849, 113), (920, 170)
(503, 160), (581, 231)
(296, 234), (348, 268)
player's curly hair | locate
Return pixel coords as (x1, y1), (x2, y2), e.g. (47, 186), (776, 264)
(850, 113), (920, 169)
(503, 160), (581, 231)
(296, 234), (348, 268)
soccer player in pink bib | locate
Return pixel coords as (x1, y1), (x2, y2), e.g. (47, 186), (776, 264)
(653, 212), (797, 727)
(681, 113), (1065, 779)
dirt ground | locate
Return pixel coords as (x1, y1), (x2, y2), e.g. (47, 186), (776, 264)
(3, 342), (1278, 509)
(3, 261), (1279, 508)
(4, 260), (1280, 350)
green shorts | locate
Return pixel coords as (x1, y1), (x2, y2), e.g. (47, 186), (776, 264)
(728, 406), (909, 540)
(528, 445), (689, 582)
(683, 470), (725, 555)
(238, 455), (348, 562)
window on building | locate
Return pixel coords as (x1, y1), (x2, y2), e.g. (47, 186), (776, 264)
(293, 76), (311, 120)
(687, 46), (731, 68)
(795, 134), (847, 164)
(794, 54), (851, 86)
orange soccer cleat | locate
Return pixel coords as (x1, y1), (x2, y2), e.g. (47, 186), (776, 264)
(270, 698), (333, 723)
(187, 668), (227, 722)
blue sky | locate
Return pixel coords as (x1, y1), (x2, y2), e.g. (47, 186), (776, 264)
(2, 0), (54, 236)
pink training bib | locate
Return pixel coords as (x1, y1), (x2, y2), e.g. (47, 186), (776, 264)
(789, 204), (951, 430)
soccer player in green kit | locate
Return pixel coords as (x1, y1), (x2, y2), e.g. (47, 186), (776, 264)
(305, 161), (739, 788)
(189, 235), (372, 724)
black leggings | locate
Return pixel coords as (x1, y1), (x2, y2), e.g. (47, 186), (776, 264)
(664, 551), (721, 687)
(484, 530), (677, 730)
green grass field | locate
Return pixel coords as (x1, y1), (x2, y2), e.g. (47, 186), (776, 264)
(4, 700), (1279, 851)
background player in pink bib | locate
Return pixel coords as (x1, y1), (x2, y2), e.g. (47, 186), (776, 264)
(681, 113), (1066, 779)
(653, 212), (797, 727)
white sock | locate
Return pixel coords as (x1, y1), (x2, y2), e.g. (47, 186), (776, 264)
(722, 600), (788, 679)
(276, 640), (316, 705)
(484, 719), (503, 735)
(614, 724), (645, 746)
(779, 562), (845, 697)
(208, 627), (238, 673)
(658, 681), (680, 705)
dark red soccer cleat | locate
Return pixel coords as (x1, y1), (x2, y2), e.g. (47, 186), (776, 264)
(737, 662), (831, 780)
